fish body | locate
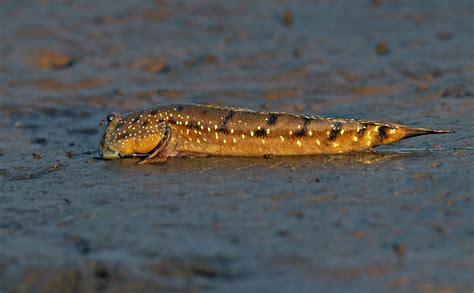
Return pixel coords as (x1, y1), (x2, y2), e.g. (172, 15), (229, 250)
(98, 104), (452, 163)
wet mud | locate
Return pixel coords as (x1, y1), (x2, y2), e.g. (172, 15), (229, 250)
(0, 0), (473, 292)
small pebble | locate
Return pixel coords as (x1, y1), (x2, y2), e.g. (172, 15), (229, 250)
(50, 162), (61, 169)
(30, 48), (75, 70)
(32, 153), (43, 159)
(376, 41), (389, 55)
(130, 57), (170, 74)
(392, 243), (406, 259)
(66, 151), (77, 158)
(282, 9), (294, 27)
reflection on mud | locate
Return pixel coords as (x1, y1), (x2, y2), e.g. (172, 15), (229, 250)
(103, 150), (421, 174)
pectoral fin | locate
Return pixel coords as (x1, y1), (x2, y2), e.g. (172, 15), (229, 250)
(139, 124), (172, 164)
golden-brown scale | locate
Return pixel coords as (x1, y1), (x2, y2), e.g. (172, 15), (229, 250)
(98, 104), (452, 163)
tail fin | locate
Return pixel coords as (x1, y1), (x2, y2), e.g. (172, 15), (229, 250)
(400, 127), (454, 139)
(374, 124), (453, 146)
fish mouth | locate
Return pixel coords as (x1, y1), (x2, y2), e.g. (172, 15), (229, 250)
(99, 150), (121, 160)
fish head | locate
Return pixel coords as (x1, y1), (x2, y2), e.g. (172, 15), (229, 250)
(98, 111), (165, 159)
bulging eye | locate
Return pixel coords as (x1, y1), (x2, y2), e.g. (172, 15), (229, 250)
(106, 114), (115, 122)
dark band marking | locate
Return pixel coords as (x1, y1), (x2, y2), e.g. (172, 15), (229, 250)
(201, 109), (209, 115)
(186, 121), (200, 130)
(378, 125), (390, 141)
(254, 129), (267, 137)
(263, 154), (272, 159)
(267, 113), (278, 126)
(148, 110), (158, 115)
(142, 120), (149, 127)
(217, 127), (229, 134)
(295, 117), (311, 137)
(167, 118), (176, 125)
(222, 110), (235, 125)
(329, 122), (342, 141)
(217, 110), (235, 134)
(176, 105), (184, 111)
(358, 124), (367, 136)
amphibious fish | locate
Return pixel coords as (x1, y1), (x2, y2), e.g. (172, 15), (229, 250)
(98, 104), (452, 164)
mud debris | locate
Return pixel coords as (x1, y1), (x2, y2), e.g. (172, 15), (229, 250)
(130, 57), (170, 74)
(32, 153), (43, 160)
(31, 137), (48, 145)
(29, 48), (76, 70)
(149, 256), (237, 280)
(281, 9), (294, 27)
(375, 41), (390, 55)
(392, 243), (407, 260)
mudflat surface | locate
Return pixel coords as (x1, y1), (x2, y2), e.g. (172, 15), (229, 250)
(0, 0), (473, 292)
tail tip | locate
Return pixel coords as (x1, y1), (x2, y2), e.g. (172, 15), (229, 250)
(399, 127), (454, 139)
(430, 129), (454, 134)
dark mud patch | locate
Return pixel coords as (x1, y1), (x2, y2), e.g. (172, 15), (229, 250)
(149, 255), (240, 281)
(31, 137), (48, 145)
(0, 162), (63, 181)
(11, 263), (186, 293)
(442, 84), (473, 98)
(65, 234), (92, 255)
